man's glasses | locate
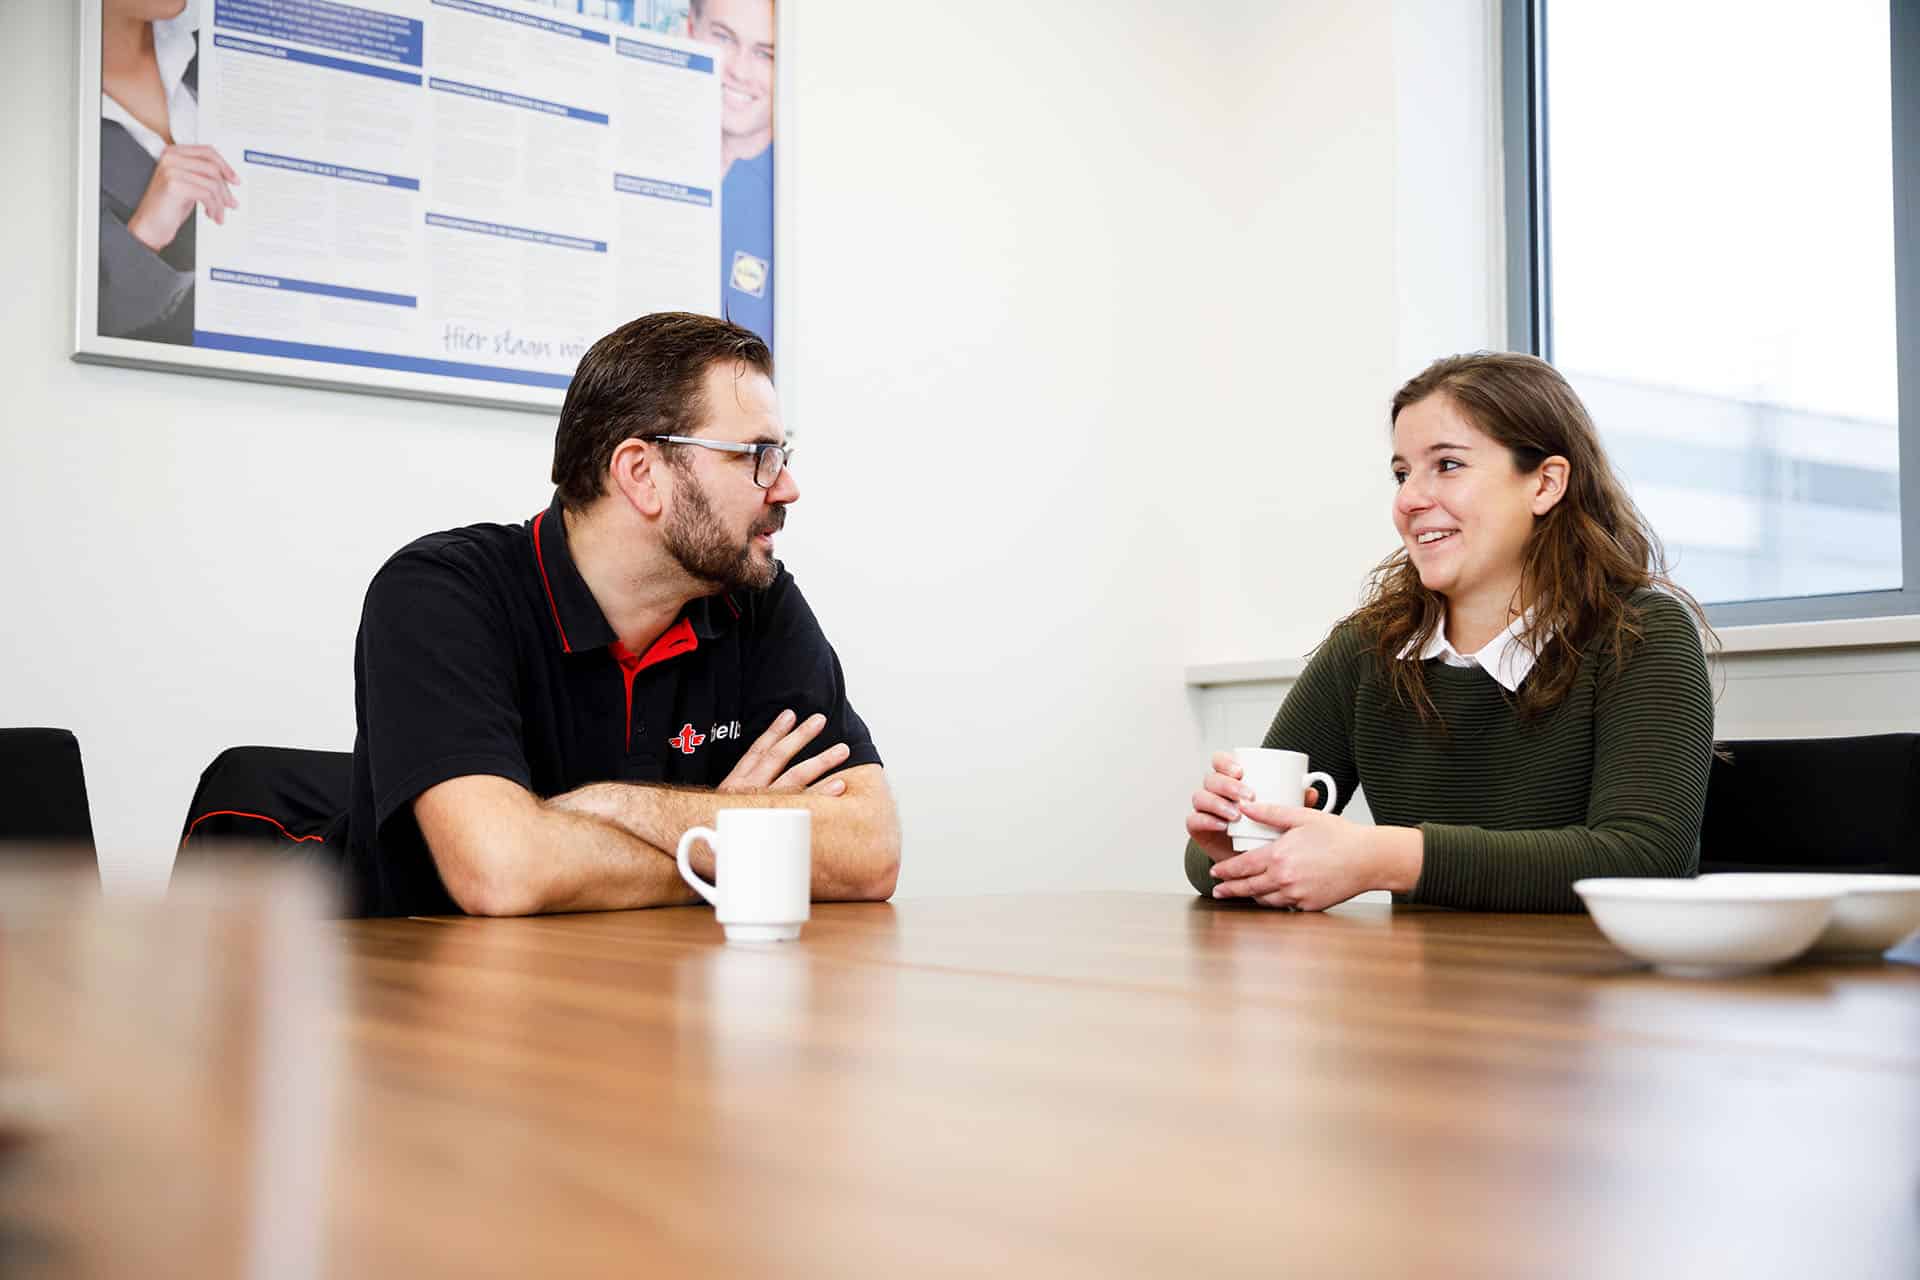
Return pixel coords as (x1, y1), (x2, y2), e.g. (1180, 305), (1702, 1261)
(649, 436), (791, 488)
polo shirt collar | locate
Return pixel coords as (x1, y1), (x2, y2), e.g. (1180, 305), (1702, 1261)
(1403, 611), (1543, 694)
(529, 493), (738, 655)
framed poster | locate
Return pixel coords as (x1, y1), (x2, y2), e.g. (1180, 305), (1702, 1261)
(74, 0), (777, 411)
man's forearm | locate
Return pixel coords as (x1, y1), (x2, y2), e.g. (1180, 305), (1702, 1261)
(514, 804), (701, 914)
(550, 766), (900, 901)
(418, 772), (702, 916)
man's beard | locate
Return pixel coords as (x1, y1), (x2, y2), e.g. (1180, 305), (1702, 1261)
(663, 471), (783, 592)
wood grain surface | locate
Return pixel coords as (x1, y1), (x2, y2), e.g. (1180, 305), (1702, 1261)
(5, 881), (1918, 1279)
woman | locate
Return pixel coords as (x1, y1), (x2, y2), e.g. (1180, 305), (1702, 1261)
(1184, 352), (1715, 913)
(98, 0), (237, 343)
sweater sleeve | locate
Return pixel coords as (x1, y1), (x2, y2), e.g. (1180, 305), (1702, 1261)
(1184, 625), (1364, 895)
(1410, 592), (1714, 912)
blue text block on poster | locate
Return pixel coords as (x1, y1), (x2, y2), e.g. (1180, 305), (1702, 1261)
(614, 38), (713, 74)
(614, 174), (713, 207)
(209, 268), (417, 307)
(212, 33), (424, 85)
(425, 212), (607, 253)
(213, 0), (423, 66)
(431, 0), (610, 45)
(427, 77), (609, 125)
(244, 150), (421, 190)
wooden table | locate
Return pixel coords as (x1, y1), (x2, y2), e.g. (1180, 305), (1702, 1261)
(7, 888), (1920, 1277)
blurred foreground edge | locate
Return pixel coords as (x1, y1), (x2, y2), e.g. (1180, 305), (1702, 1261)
(1, 851), (340, 1280)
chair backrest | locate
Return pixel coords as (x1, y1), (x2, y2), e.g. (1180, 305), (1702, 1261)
(0, 727), (98, 856)
(175, 745), (352, 860)
(1699, 734), (1919, 875)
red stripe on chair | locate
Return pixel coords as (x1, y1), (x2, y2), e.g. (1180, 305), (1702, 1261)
(180, 809), (329, 850)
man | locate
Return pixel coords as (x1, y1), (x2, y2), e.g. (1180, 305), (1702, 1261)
(341, 312), (898, 917)
(689, 0), (774, 343)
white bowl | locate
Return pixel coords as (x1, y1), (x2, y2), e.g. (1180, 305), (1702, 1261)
(1573, 878), (1840, 977)
(1698, 874), (1920, 955)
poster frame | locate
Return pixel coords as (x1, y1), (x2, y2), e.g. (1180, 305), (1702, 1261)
(70, 0), (784, 415)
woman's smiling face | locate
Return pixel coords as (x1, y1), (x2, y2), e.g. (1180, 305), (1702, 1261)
(1390, 393), (1552, 608)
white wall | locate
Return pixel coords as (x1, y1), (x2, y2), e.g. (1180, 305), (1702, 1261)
(1185, 2), (1400, 666)
(39, 0), (1765, 899)
(1183, 0), (1507, 668)
(770, 1), (1254, 898)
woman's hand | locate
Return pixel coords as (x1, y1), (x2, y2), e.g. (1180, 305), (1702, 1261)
(1207, 804), (1393, 911)
(1185, 751), (1250, 863)
(127, 144), (239, 253)
(1186, 752), (1319, 864)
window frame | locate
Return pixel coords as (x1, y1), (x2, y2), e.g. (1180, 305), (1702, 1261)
(1501, 0), (1920, 627)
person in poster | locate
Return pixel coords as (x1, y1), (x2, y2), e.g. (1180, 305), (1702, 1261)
(688, 0), (773, 346)
(97, 0), (239, 344)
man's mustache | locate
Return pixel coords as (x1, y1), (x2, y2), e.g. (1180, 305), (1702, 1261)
(752, 507), (787, 537)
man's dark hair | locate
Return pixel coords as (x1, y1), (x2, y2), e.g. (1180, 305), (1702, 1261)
(550, 312), (773, 511)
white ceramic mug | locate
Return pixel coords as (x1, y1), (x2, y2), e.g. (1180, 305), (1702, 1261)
(1224, 747), (1338, 852)
(676, 809), (812, 942)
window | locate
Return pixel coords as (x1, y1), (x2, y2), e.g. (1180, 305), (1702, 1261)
(1503, 0), (1920, 625)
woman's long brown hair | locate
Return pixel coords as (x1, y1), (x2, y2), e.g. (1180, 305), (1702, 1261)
(1341, 352), (1715, 722)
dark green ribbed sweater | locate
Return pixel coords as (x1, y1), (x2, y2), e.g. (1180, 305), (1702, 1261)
(1185, 590), (1715, 912)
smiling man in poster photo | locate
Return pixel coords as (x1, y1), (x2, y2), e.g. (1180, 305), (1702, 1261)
(689, 0), (775, 343)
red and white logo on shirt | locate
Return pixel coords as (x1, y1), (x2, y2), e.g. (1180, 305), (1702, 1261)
(667, 720), (746, 755)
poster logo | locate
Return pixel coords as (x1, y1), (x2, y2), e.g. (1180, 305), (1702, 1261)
(729, 250), (768, 299)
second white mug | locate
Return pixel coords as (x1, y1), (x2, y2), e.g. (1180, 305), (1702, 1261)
(1224, 747), (1339, 852)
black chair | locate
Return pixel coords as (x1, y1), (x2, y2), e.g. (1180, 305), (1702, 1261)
(0, 727), (98, 860)
(1699, 734), (1919, 875)
(174, 745), (352, 870)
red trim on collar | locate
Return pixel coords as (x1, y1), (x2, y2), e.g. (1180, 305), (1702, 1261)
(637, 616), (699, 669)
(530, 509), (572, 654)
(610, 643), (642, 747)
(608, 618), (700, 747)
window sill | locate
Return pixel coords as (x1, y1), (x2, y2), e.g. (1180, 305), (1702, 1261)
(1184, 659), (1307, 687)
(1185, 615), (1920, 687)
(1712, 614), (1920, 655)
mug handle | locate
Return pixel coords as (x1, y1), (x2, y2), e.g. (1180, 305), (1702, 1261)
(676, 827), (720, 905)
(1305, 771), (1339, 814)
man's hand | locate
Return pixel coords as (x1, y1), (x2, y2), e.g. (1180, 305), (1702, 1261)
(1206, 803), (1380, 911)
(719, 709), (851, 795)
(127, 144), (239, 252)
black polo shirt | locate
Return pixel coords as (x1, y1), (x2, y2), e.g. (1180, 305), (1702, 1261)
(342, 494), (881, 917)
